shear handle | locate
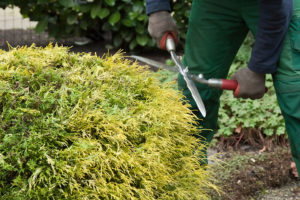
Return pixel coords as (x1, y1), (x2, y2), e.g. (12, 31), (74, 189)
(219, 79), (268, 96)
(159, 32), (177, 51)
(221, 79), (238, 90)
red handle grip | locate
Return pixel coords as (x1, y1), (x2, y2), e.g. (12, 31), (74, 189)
(221, 79), (268, 97)
(221, 79), (238, 90)
(231, 83), (268, 97)
(159, 32), (177, 50)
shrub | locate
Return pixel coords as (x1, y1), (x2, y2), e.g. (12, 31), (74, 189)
(0, 44), (216, 199)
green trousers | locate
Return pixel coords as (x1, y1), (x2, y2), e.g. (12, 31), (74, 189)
(179, 0), (300, 175)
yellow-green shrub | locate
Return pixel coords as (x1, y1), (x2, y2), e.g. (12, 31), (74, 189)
(0, 45), (216, 199)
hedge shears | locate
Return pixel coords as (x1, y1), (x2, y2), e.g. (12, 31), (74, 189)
(133, 33), (242, 117)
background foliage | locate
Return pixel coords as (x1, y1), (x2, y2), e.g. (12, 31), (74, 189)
(1, 0), (191, 51)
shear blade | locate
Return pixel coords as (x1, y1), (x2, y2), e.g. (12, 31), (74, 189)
(183, 74), (206, 117)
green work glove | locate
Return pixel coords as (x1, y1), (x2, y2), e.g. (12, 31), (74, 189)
(231, 67), (266, 99)
(148, 11), (179, 47)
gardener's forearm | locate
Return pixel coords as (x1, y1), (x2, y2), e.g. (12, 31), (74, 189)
(248, 0), (293, 74)
(146, 0), (171, 15)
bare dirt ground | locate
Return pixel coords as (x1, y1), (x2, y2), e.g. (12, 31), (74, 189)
(210, 146), (299, 200)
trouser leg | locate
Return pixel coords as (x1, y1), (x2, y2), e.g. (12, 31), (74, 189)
(241, 0), (300, 176)
(178, 0), (248, 158)
(272, 0), (300, 177)
(181, 0), (300, 176)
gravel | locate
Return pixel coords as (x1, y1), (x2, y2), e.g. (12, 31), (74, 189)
(257, 181), (300, 200)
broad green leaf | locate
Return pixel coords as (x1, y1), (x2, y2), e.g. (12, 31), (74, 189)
(129, 12), (138, 20)
(90, 6), (102, 19)
(136, 35), (149, 46)
(105, 0), (116, 6)
(173, 4), (182, 10)
(132, 3), (143, 13)
(122, 18), (134, 27)
(264, 129), (274, 136)
(137, 14), (147, 21)
(98, 8), (110, 19)
(59, 0), (74, 8)
(109, 12), (121, 25)
(135, 25), (144, 34)
(276, 126), (286, 135)
(129, 40), (137, 50)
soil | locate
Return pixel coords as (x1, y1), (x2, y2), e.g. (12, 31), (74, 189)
(209, 147), (298, 200)
(0, 30), (298, 200)
(208, 129), (299, 200)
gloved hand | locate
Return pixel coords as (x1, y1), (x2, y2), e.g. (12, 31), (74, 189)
(148, 11), (179, 47)
(230, 67), (266, 99)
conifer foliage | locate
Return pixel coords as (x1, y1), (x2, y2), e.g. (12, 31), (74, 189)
(0, 45), (215, 199)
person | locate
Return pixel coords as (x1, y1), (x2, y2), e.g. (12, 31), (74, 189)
(146, 0), (300, 178)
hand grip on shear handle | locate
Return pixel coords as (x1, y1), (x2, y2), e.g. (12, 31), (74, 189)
(221, 79), (238, 90)
(220, 79), (267, 97)
(160, 32), (177, 51)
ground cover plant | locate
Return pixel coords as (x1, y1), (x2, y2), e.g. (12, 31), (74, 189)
(0, 44), (217, 199)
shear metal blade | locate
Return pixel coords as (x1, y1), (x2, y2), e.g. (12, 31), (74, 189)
(169, 51), (206, 117)
(183, 73), (206, 117)
(131, 55), (178, 72)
